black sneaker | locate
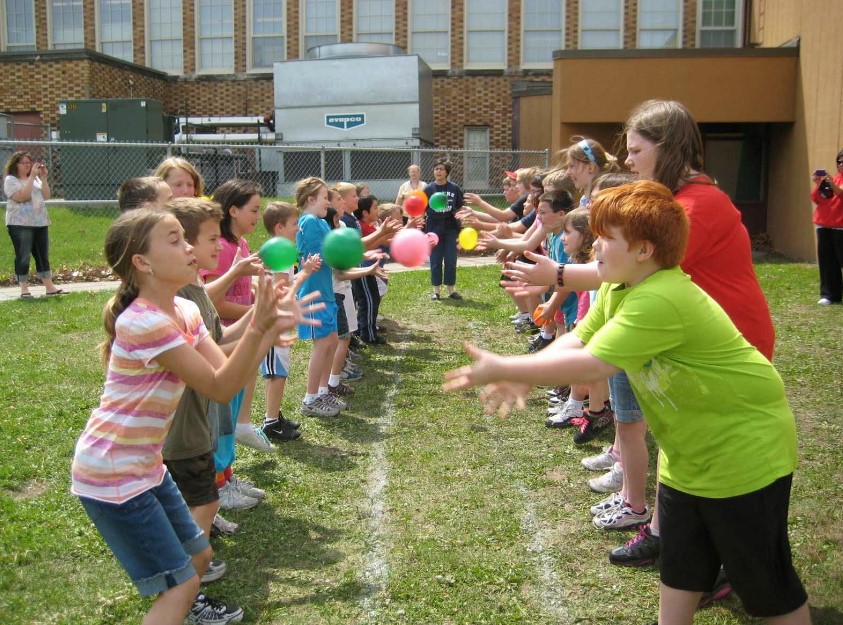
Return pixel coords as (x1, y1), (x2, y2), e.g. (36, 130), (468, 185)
(698, 567), (732, 609)
(447, 291), (463, 300)
(262, 418), (302, 442)
(362, 336), (388, 345)
(608, 523), (660, 567)
(350, 334), (367, 350)
(572, 408), (615, 445)
(281, 414), (301, 429)
(528, 335), (554, 353)
(186, 593), (244, 624)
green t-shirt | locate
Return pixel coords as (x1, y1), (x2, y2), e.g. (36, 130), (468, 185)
(574, 267), (797, 498)
(163, 284), (223, 461)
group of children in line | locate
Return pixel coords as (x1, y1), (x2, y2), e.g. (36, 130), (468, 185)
(71, 98), (811, 625)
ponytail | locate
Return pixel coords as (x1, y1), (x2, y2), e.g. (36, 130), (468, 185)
(99, 281), (139, 367)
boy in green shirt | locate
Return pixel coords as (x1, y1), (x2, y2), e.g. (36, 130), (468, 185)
(444, 180), (809, 625)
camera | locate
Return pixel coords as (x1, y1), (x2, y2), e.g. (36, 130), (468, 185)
(814, 169), (827, 177)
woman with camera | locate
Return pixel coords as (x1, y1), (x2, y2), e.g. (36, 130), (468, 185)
(4, 151), (63, 298)
(810, 149), (843, 305)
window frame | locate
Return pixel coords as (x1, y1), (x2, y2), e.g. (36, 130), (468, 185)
(408, 0), (451, 70)
(300, 0), (340, 56)
(1, 0), (37, 52)
(578, 0), (623, 50)
(464, 0), (507, 70)
(521, 0), (564, 69)
(637, 0), (682, 49)
(248, 0), (285, 71)
(696, 0), (743, 48)
(96, 0), (134, 62)
(145, 0), (184, 74)
(464, 126), (491, 190)
(47, 0), (84, 50)
(195, 0), (234, 73)
(354, 0), (394, 44)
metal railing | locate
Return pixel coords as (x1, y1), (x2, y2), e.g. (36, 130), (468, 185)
(0, 139), (549, 216)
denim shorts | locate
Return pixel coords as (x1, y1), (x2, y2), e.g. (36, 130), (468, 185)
(608, 371), (644, 423)
(78, 472), (209, 596)
(297, 300), (338, 340)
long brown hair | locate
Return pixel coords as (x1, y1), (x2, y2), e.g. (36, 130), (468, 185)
(4, 151), (32, 177)
(623, 100), (705, 192)
(99, 209), (167, 367)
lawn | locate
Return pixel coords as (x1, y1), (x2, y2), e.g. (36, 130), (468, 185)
(0, 258), (841, 625)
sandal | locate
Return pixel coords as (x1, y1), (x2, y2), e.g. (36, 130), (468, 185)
(45, 289), (66, 296)
(20, 293), (33, 299)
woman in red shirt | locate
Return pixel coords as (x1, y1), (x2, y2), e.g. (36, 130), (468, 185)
(810, 151), (843, 304)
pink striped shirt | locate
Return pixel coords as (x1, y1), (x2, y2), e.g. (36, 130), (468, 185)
(71, 297), (209, 504)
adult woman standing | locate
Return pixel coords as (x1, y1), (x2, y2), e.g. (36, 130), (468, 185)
(4, 151), (63, 298)
(395, 164), (426, 211)
(810, 150), (843, 305)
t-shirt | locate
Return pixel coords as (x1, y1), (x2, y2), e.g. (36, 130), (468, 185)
(396, 179), (426, 205)
(163, 284), (223, 461)
(676, 179), (775, 360)
(574, 268), (797, 499)
(423, 181), (463, 232)
(71, 297), (210, 504)
(508, 195), (527, 221)
(4, 175), (50, 227)
(545, 230), (577, 325)
(519, 207), (537, 230)
(331, 222), (353, 296)
(199, 237), (252, 326)
(296, 213), (335, 303)
(810, 172), (843, 228)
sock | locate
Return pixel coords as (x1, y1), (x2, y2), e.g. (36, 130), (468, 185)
(541, 329), (554, 340)
(304, 393), (318, 404)
(318, 386), (329, 396)
(263, 414), (277, 426)
(328, 374), (341, 387)
(649, 526), (660, 538)
(567, 398), (584, 412)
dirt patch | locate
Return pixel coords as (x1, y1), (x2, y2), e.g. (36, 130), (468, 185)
(5, 480), (49, 501)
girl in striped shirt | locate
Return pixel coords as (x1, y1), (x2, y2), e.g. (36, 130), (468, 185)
(71, 209), (318, 625)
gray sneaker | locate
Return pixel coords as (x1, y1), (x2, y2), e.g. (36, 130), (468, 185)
(300, 396), (340, 417)
(218, 482), (260, 511)
(588, 462), (625, 493)
(229, 475), (265, 500)
(321, 392), (348, 411)
(200, 559), (227, 584)
(582, 445), (618, 472)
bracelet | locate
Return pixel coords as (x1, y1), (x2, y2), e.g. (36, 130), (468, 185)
(556, 263), (566, 287)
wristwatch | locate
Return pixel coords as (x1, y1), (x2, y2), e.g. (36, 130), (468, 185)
(556, 263), (566, 287)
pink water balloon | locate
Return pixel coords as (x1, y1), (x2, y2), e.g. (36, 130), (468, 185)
(390, 229), (431, 267)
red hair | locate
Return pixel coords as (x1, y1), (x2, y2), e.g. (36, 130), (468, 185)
(589, 180), (688, 268)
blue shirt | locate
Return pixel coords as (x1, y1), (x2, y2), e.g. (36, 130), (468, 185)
(547, 230), (577, 325)
(296, 213), (335, 303)
(424, 180), (463, 231)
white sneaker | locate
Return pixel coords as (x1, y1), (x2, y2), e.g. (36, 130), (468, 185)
(818, 297), (833, 305)
(582, 445), (618, 472)
(588, 462), (624, 493)
(186, 592), (244, 624)
(545, 400), (583, 428)
(511, 311), (530, 325)
(509, 310), (524, 321)
(321, 392), (348, 411)
(593, 502), (651, 530)
(200, 559), (227, 584)
(212, 514), (238, 536)
(589, 491), (624, 516)
(229, 475), (265, 500)
(300, 396), (340, 417)
(218, 482), (260, 510)
(235, 423), (275, 453)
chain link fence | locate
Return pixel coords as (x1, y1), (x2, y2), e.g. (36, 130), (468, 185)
(0, 139), (549, 217)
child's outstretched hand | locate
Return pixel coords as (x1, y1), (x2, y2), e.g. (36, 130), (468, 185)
(232, 248), (263, 277)
(277, 288), (325, 329)
(442, 343), (530, 417)
(251, 270), (283, 334)
(378, 216), (402, 235)
(363, 250), (388, 263)
(367, 264), (388, 280)
(405, 215), (425, 230)
(503, 251), (558, 286)
(301, 253), (322, 275)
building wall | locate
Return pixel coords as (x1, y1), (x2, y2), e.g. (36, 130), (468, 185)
(752, 1), (843, 260)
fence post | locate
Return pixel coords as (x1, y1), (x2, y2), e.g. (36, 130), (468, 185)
(320, 148), (326, 180)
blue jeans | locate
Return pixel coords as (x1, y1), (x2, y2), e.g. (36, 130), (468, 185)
(608, 371), (644, 423)
(428, 226), (458, 287)
(7, 225), (52, 282)
(78, 472), (208, 596)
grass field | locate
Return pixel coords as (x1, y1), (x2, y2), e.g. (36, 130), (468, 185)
(0, 258), (841, 625)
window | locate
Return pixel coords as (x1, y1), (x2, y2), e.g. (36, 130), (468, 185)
(579, 0), (622, 49)
(409, 0), (449, 69)
(49, 0), (84, 49)
(466, 0), (506, 67)
(198, 0), (233, 71)
(98, 0), (133, 61)
(698, 0), (741, 47)
(523, 0), (563, 67)
(148, 0), (183, 73)
(464, 127), (490, 189)
(356, 0), (393, 43)
(3, 0), (35, 51)
(638, 0), (680, 48)
(250, 0), (285, 69)
(302, 0), (338, 54)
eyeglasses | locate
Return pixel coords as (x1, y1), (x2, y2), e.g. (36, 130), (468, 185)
(837, 160), (843, 166)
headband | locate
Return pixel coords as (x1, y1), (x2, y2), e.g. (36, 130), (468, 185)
(578, 139), (597, 165)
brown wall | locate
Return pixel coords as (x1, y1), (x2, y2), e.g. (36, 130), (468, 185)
(517, 95), (553, 151)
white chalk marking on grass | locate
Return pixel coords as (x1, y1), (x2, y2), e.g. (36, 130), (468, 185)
(358, 336), (407, 620)
(517, 482), (573, 622)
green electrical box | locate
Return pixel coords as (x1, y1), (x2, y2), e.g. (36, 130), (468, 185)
(58, 99), (168, 200)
